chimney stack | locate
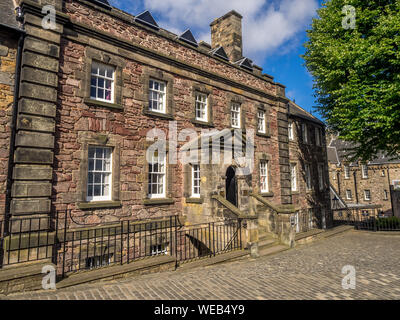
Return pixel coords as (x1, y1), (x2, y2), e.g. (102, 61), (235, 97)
(210, 10), (243, 62)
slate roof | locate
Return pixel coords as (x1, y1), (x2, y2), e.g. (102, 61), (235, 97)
(0, 0), (21, 31)
(328, 136), (400, 165)
(288, 101), (325, 126)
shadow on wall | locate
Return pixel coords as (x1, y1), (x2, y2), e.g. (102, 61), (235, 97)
(296, 124), (332, 229)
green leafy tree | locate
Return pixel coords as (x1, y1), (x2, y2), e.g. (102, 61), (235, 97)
(303, 0), (400, 161)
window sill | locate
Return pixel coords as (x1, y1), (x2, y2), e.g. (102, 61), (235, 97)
(256, 132), (271, 138)
(291, 191), (300, 195)
(77, 201), (122, 210)
(143, 109), (174, 120)
(260, 192), (274, 198)
(84, 98), (123, 110)
(143, 198), (175, 206)
(191, 119), (214, 128)
(186, 197), (204, 204)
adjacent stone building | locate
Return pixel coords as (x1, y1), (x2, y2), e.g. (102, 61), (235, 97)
(0, 0), (332, 272)
(288, 101), (331, 231)
(328, 136), (400, 218)
(0, 0), (24, 226)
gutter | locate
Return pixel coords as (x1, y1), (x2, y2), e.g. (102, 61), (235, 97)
(4, 28), (25, 236)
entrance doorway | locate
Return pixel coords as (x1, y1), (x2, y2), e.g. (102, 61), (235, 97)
(226, 166), (237, 207)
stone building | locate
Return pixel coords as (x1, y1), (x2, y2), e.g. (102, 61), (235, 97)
(287, 101), (331, 232)
(0, 0), (332, 275)
(328, 136), (400, 218)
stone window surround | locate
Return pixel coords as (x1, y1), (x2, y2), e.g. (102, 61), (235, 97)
(140, 67), (175, 120)
(256, 153), (273, 197)
(256, 103), (271, 138)
(228, 94), (246, 130)
(81, 47), (125, 111)
(143, 141), (175, 206)
(76, 133), (121, 210)
(191, 84), (214, 127)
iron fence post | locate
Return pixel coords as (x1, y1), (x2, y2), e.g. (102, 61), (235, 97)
(239, 219), (242, 250)
(212, 222), (215, 257)
(174, 216), (178, 268)
(62, 209), (68, 278)
(120, 221), (124, 265)
(209, 223), (212, 258)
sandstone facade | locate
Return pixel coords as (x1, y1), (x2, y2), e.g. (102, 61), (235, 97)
(1, 0), (332, 235)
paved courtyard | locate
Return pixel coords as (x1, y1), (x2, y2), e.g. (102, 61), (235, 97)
(3, 231), (400, 300)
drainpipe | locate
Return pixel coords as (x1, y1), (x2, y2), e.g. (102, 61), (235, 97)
(387, 168), (394, 217)
(353, 170), (359, 204)
(4, 30), (25, 236)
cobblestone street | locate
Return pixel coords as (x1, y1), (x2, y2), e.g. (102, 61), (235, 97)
(3, 231), (400, 300)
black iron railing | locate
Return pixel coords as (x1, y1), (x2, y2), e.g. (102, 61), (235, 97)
(175, 219), (242, 263)
(0, 216), (55, 267)
(333, 210), (400, 232)
(0, 211), (243, 277)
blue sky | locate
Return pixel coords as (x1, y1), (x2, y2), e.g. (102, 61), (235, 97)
(109, 0), (324, 120)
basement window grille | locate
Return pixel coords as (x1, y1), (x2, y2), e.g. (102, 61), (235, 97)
(151, 244), (168, 256)
(85, 253), (113, 270)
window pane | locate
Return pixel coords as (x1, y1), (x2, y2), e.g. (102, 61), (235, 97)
(90, 87), (96, 99)
(95, 160), (102, 171)
(99, 67), (106, 77)
(94, 185), (101, 196)
(88, 185), (93, 197)
(88, 159), (94, 171)
(97, 88), (104, 99)
(94, 173), (102, 184)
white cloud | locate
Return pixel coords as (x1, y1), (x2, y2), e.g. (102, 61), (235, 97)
(141, 0), (319, 63)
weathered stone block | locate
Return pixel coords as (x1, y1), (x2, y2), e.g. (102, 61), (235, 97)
(22, 51), (59, 73)
(24, 12), (63, 33)
(10, 198), (51, 215)
(14, 147), (54, 164)
(17, 115), (55, 133)
(15, 131), (55, 148)
(24, 24), (61, 44)
(24, 37), (60, 58)
(11, 182), (52, 198)
(19, 98), (56, 117)
(13, 165), (53, 180)
(19, 83), (57, 102)
(0, 45), (8, 56)
(21, 67), (58, 87)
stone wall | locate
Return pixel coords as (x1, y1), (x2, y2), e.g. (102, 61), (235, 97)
(0, 29), (18, 221)
(53, 34), (283, 224)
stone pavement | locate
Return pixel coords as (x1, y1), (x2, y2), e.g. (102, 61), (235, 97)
(3, 231), (400, 300)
